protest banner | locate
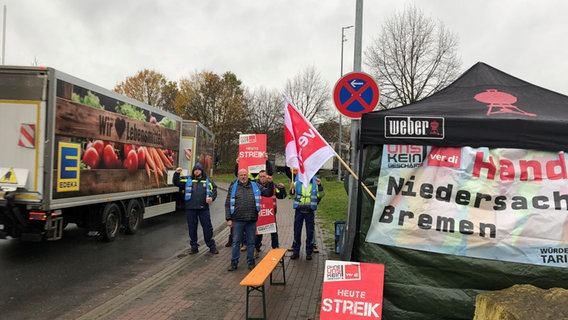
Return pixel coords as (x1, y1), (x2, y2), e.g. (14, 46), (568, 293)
(320, 260), (384, 319)
(238, 133), (267, 174)
(256, 196), (276, 234)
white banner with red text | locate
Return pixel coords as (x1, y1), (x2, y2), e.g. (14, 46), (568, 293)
(366, 145), (568, 268)
(238, 134), (266, 174)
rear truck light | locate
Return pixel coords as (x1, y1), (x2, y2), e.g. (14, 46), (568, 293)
(29, 211), (47, 221)
(29, 209), (62, 221)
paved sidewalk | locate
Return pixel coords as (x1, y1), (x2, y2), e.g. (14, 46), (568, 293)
(63, 182), (328, 320)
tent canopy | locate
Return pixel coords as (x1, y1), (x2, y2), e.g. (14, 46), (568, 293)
(361, 62), (568, 152)
(355, 62), (568, 320)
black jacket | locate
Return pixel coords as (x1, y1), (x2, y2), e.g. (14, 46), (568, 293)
(173, 164), (217, 210)
(225, 180), (271, 221)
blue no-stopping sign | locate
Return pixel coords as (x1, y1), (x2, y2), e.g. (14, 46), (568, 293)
(333, 72), (380, 118)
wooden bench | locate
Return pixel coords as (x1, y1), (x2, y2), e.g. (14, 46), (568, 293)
(239, 248), (287, 320)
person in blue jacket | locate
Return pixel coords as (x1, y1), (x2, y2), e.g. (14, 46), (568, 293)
(173, 163), (219, 255)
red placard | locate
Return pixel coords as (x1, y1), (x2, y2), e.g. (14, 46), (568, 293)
(320, 260), (385, 319)
(238, 134), (266, 173)
(256, 197), (276, 234)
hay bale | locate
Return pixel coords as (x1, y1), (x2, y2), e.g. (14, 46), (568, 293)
(474, 284), (568, 320)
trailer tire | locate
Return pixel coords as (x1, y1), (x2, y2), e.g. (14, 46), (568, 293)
(100, 203), (121, 242)
(124, 199), (143, 235)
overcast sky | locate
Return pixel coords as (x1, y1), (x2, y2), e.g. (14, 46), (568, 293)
(2, 0), (568, 97)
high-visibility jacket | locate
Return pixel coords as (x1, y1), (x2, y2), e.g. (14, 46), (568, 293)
(292, 176), (321, 210)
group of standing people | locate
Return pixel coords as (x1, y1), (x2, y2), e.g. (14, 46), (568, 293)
(173, 156), (324, 272)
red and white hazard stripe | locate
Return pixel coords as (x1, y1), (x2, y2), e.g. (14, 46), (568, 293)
(18, 123), (36, 149)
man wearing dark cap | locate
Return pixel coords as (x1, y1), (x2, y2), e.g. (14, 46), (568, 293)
(173, 163), (219, 255)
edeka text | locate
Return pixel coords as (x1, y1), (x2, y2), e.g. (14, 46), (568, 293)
(59, 181), (78, 189)
(321, 289), (380, 318)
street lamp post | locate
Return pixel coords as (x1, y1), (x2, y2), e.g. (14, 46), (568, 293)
(338, 25), (353, 182)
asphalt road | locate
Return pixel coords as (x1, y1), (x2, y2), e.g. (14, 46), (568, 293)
(0, 188), (228, 320)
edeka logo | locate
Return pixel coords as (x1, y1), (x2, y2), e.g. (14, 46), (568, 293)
(385, 145), (426, 169)
(385, 116), (444, 139)
(427, 146), (462, 168)
(57, 142), (81, 192)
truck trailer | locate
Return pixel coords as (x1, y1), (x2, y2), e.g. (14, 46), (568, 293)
(0, 66), (184, 242)
(179, 120), (215, 177)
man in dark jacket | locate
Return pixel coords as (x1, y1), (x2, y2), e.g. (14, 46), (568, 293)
(226, 153), (274, 248)
(254, 170), (286, 258)
(225, 169), (271, 271)
(173, 163), (218, 255)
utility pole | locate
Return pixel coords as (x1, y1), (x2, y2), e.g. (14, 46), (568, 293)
(341, 0), (363, 261)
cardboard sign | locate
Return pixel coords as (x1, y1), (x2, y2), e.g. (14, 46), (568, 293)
(238, 134), (266, 174)
(320, 260), (384, 319)
(256, 196), (276, 234)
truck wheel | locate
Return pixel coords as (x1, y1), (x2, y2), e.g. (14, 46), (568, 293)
(124, 199), (143, 235)
(100, 203), (121, 242)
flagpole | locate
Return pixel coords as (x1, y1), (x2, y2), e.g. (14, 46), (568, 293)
(289, 169), (296, 195)
(334, 153), (375, 201)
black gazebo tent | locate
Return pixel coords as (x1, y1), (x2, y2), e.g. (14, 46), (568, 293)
(355, 62), (568, 319)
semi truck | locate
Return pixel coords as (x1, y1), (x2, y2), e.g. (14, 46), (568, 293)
(0, 66), (188, 242)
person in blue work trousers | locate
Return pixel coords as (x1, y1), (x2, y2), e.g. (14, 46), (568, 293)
(289, 175), (324, 261)
(173, 163), (219, 255)
(253, 170), (286, 258)
(226, 153), (275, 248)
(225, 168), (271, 271)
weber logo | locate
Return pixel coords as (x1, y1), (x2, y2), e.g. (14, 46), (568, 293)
(385, 116), (444, 139)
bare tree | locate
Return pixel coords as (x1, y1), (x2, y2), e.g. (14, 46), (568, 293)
(244, 87), (284, 155)
(244, 87), (283, 134)
(284, 66), (332, 122)
(365, 4), (461, 109)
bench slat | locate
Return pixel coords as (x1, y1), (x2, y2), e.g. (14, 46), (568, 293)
(240, 248), (287, 287)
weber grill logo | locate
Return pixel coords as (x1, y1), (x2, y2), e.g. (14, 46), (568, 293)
(385, 116), (444, 139)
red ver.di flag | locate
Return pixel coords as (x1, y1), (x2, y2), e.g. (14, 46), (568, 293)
(320, 260), (384, 319)
(256, 197), (276, 234)
(238, 134), (267, 174)
(284, 96), (335, 186)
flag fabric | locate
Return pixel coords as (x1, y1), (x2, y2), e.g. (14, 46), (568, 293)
(284, 96), (336, 186)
